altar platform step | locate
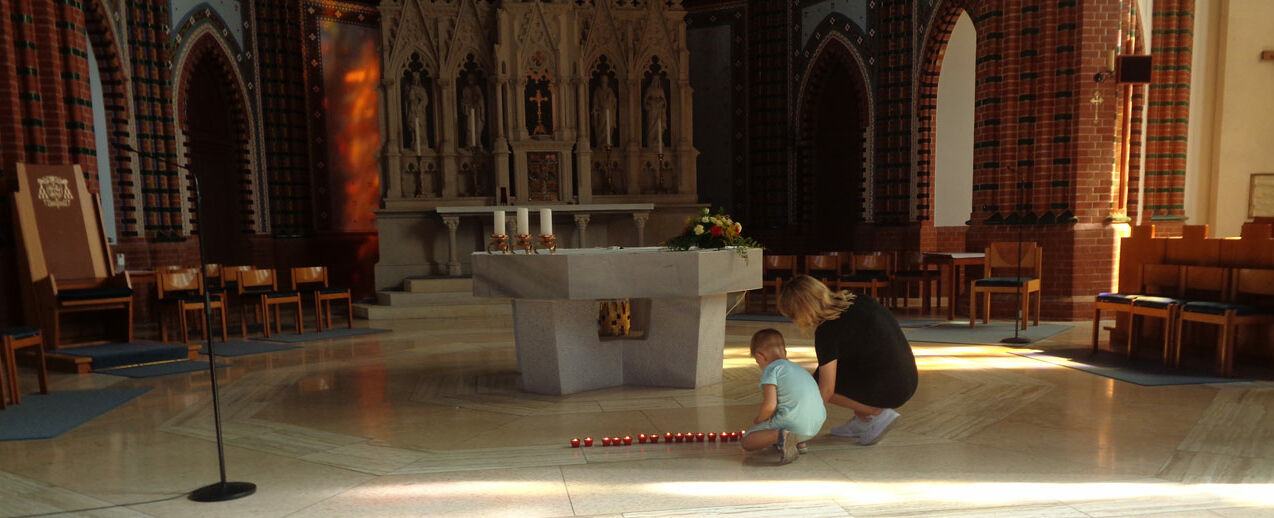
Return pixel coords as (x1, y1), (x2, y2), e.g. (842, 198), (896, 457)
(354, 277), (510, 321)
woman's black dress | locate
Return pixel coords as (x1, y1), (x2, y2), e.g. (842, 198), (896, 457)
(812, 294), (918, 408)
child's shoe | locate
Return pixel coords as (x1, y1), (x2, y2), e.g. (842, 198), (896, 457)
(777, 429), (799, 464)
(797, 442), (809, 454)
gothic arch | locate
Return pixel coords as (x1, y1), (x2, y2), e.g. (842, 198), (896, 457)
(172, 29), (261, 244)
(794, 33), (873, 249)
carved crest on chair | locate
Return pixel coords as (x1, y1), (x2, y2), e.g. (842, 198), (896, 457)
(36, 175), (74, 208)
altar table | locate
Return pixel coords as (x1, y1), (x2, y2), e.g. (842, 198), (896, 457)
(922, 252), (986, 321)
(472, 247), (762, 395)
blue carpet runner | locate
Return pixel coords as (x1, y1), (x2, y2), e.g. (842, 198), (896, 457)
(0, 387), (152, 440)
(56, 342), (189, 369)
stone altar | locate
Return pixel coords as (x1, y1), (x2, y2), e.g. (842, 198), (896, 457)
(472, 247), (761, 395)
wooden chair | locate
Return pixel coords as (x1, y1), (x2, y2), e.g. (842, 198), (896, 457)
(9, 163), (133, 348)
(1176, 268), (1274, 376)
(970, 242), (1042, 329)
(892, 251), (939, 312)
(1093, 263), (1181, 355)
(156, 267), (228, 344)
(804, 253), (840, 288)
(291, 266), (353, 332)
(238, 268), (302, 338)
(1, 327), (49, 407)
(203, 263), (224, 292)
(748, 255), (797, 313)
(1125, 264), (1196, 363)
(839, 252), (892, 302)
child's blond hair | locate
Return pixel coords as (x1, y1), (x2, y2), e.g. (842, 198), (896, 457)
(750, 328), (786, 357)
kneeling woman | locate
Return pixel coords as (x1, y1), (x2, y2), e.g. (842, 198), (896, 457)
(778, 275), (918, 445)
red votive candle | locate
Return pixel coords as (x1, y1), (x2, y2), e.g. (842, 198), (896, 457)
(664, 432), (673, 442)
(707, 432), (717, 441)
(650, 433), (660, 443)
(696, 432), (705, 442)
(623, 436), (633, 445)
(637, 433), (647, 443)
(583, 437), (594, 447)
(571, 438), (581, 448)
(675, 433), (685, 442)
(721, 431), (730, 440)
(602, 437), (612, 446)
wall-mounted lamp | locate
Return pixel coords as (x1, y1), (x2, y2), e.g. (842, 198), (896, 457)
(1094, 50), (1117, 83)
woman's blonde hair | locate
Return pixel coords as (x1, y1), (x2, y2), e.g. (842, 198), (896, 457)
(778, 275), (855, 332)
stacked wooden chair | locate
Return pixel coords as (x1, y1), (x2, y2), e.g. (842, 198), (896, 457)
(838, 252), (892, 302)
(970, 242), (1043, 329)
(1176, 268), (1274, 376)
(748, 255), (797, 313)
(156, 267), (229, 344)
(237, 268), (303, 337)
(10, 163), (133, 348)
(291, 266), (353, 331)
(892, 251), (939, 312)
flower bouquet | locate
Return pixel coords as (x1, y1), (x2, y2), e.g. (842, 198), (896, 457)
(662, 208), (761, 257)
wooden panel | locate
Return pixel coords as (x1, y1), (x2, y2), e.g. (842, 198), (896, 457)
(14, 164), (109, 282)
(1118, 226), (1165, 293)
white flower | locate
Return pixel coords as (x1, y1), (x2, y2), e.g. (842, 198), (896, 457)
(693, 224), (705, 235)
(700, 207), (710, 216)
(701, 216), (710, 223)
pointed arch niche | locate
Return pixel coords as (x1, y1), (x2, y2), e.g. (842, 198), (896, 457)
(174, 31), (258, 265)
(931, 10), (976, 227)
(795, 35), (872, 251)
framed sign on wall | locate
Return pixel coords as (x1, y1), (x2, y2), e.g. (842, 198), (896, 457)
(1250, 173), (1274, 218)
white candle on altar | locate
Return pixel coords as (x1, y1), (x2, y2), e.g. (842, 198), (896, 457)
(516, 207), (530, 236)
(604, 109), (612, 147)
(655, 118), (663, 155)
(494, 210), (506, 236)
(414, 116), (422, 154)
(539, 208), (553, 236)
(468, 108), (477, 147)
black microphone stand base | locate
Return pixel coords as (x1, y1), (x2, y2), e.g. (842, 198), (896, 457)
(190, 481), (257, 502)
(1000, 336), (1032, 345)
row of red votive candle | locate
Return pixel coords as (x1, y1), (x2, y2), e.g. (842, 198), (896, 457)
(570, 430), (748, 448)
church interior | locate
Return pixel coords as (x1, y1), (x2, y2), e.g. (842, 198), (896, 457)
(2, 0), (1274, 516)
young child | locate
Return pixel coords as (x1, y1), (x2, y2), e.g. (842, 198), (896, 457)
(740, 328), (827, 464)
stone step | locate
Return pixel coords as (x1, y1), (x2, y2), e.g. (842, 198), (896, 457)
(375, 290), (506, 307)
(353, 302), (511, 320)
(404, 277), (473, 293)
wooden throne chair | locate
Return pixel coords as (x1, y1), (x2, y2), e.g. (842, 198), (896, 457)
(10, 163), (133, 349)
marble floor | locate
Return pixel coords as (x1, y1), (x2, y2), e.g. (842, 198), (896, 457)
(2, 312), (1274, 517)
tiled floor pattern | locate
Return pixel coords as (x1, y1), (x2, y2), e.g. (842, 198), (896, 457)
(1, 316), (1272, 517)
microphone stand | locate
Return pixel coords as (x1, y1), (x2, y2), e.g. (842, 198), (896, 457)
(117, 143), (257, 502)
(1002, 165), (1031, 345)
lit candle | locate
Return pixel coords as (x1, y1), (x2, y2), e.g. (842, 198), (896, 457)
(516, 207), (529, 236)
(637, 433), (647, 443)
(707, 432), (716, 441)
(493, 210), (506, 236)
(539, 208), (553, 236)
(623, 435), (633, 446)
(655, 118), (663, 155)
(571, 438), (581, 448)
(696, 432), (705, 442)
(583, 437), (593, 447)
(602, 437), (612, 447)
(468, 107), (477, 147)
(413, 116), (422, 154)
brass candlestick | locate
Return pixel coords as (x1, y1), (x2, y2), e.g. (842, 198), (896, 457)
(514, 233), (535, 254)
(487, 234), (510, 254)
(537, 234), (557, 254)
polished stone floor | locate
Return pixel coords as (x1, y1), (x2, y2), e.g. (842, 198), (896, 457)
(2, 313), (1274, 517)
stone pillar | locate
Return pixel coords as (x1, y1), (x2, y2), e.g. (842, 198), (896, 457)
(574, 213), (590, 248)
(633, 212), (649, 246)
(443, 215), (461, 276)
(576, 77), (593, 203)
(625, 78), (642, 195)
(383, 77), (403, 199)
(439, 77), (458, 198)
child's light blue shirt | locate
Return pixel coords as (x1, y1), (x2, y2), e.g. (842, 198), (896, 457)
(753, 358), (827, 438)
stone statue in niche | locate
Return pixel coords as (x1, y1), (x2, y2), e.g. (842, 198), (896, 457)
(642, 84), (667, 150)
(460, 74), (486, 149)
(591, 76), (617, 148)
(403, 80), (430, 154)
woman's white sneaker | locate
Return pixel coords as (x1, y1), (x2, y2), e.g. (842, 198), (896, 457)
(858, 409), (899, 446)
(829, 417), (869, 438)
